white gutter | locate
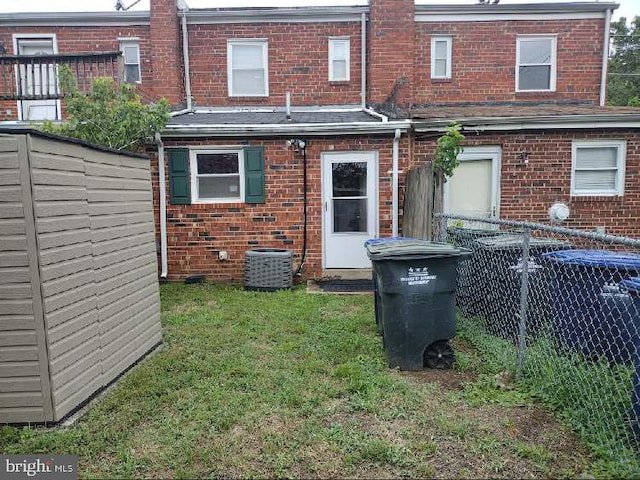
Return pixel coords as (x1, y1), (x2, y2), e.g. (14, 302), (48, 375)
(154, 132), (168, 279)
(361, 12), (367, 110)
(163, 120), (410, 137)
(180, 6), (193, 112)
(391, 128), (402, 238)
(600, 8), (612, 106)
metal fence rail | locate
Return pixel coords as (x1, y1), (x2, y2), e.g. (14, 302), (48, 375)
(435, 213), (640, 465)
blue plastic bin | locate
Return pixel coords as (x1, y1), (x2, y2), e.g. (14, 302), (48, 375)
(542, 250), (640, 364)
(620, 277), (640, 438)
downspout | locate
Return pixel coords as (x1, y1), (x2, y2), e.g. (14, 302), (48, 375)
(600, 8), (612, 106)
(180, 5), (193, 112)
(155, 132), (168, 279)
(392, 128), (401, 237)
(294, 141), (308, 277)
(361, 11), (367, 109)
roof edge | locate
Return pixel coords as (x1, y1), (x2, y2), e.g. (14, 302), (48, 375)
(184, 6), (368, 24)
(415, 2), (618, 14)
(0, 11), (150, 26)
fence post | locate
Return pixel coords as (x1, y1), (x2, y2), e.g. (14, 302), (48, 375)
(517, 228), (531, 379)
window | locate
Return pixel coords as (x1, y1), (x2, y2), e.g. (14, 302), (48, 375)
(329, 37), (350, 82)
(120, 39), (141, 83)
(14, 34), (59, 121)
(571, 141), (626, 196)
(431, 36), (452, 79)
(190, 150), (245, 203)
(227, 40), (268, 97)
(516, 36), (556, 91)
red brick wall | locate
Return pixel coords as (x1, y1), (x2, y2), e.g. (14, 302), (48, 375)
(368, 0), (415, 108)
(414, 19), (604, 105)
(150, 0), (184, 106)
(0, 25), (151, 121)
(186, 22), (363, 107)
(411, 129), (640, 238)
(148, 135), (406, 282)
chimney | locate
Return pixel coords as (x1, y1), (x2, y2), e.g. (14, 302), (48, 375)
(150, 0), (184, 106)
(368, 0), (415, 112)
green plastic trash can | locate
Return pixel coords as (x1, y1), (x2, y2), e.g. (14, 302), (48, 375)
(365, 238), (470, 371)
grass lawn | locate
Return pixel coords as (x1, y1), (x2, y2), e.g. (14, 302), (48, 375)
(1, 284), (595, 478)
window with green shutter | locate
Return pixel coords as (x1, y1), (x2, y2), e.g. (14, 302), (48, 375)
(172, 146), (265, 204)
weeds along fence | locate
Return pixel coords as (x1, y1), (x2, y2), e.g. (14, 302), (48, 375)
(435, 213), (640, 469)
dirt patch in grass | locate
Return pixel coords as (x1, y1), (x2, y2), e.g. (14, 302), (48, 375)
(406, 368), (477, 391)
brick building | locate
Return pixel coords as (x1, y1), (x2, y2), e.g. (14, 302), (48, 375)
(1, 0), (637, 282)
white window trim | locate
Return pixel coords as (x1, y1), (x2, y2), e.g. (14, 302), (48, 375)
(119, 38), (142, 84)
(12, 33), (60, 122)
(431, 36), (452, 79)
(227, 39), (269, 98)
(570, 140), (626, 197)
(328, 36), (351, 82)
(189, 149), (246, 204)
(515, 35), (557, 92)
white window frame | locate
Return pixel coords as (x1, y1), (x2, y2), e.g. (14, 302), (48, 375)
(190, 149), (246, 204)
(516, 35), (557, 92)
(431, 36), (452, 79)
(119, 38), (142, 84)
(12, 33), (60, 121)
(227, 39), (269, 97)
(328, 37), (351, 82)
(571, 140), (626, 197)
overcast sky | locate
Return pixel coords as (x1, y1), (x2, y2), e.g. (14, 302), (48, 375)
(0, 0), (636, 22)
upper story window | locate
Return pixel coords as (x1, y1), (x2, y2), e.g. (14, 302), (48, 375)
(329, 37), (350, 82)
(227, 40), (269, 97)
(119, 39), (141, 83)
(571, 140), (626, 197)
(431, 36), (452, 79)
(14, 34), (59, 121)
(190, 150), (245, 203)
(516, 36), (556, 92)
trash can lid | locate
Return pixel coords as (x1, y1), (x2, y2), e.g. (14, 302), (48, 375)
(364, 237), (413, 246)
(365, 238), (466, 260)
(475, 235), (571, 250)
(621, 277), (640, 293)
(542, 249), (640, 269)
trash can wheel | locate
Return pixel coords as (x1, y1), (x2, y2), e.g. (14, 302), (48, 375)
(424, 340), (455, 369)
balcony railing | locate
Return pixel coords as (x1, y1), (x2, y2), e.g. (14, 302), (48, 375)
(0, 51), (123, 101)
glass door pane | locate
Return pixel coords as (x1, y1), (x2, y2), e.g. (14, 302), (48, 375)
(332, 162), (367, 233)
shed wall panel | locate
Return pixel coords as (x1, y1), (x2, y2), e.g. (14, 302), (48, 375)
(29, 142), (101, 422)
(0, 136), (45, 423)
(86, 150), (161, 392)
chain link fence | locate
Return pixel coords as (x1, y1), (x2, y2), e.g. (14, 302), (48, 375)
(435, 213), (640, 468)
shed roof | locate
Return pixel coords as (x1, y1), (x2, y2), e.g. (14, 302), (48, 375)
(0, 127), (148, 158)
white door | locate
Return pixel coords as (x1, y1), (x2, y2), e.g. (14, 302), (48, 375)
(444, 146), (501, 224)
(15, 36), (59, 121)
(322, 152), (378, 269)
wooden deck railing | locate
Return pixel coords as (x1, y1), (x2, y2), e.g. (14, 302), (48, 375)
(0, 51), (122, 101)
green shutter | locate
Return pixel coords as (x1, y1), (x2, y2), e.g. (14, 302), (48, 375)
(168, 148), (191, 205)
(244, 146), (265, 204)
